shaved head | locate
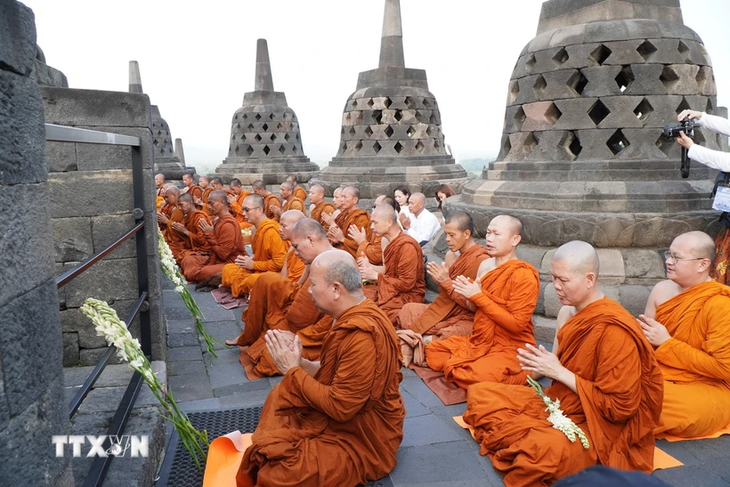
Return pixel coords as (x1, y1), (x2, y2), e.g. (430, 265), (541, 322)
(280, 209), (305, 225)
(281, 181), (294, 190)
(410, 193), (425, 205)
(178, 193), (193, 204)
(211, 177), (222, 186)
(165, 185), (180, 196)
(208, 190), (227, 203)
(344, 186), (360, 200)
(553, 240), (600, 276)
(290, 218), (327, 241)
(312, 250), (362, 293)
(492, 215), (522, 237)
(199, 175), (209, 183)
(677, 231), (717, 262)
(244, 193), (264, 208)
(445, 211), (474, 235)
(252, 180), (266, 190)
(372, 204), (398, 224)
(230, 178), (242, 188)
(310, 184), (325, 194)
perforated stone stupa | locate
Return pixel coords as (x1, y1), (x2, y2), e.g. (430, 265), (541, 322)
(215, 39), (318, 185)
(314, 0), (468, 199)
(450, 0), (727, 318)
(129, 61), (188, 179)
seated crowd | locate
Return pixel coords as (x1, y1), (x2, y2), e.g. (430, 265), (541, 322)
(156, 175), (730, 486)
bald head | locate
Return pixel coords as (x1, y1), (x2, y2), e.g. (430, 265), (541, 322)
(675, 231), (717, 262)
(155, 173), (165, 188)
(312, 250), (362, 294)
(372, 204), (398, 224)
(279, 210), (305, 241)
(553, 240), (600, 276)
(208, 190), (227, 204)
(252, 180), (266, 191)
(230, 178), (242, 188)
(280, 181), (294, 191)
(165, 185), (180, 196)
(244, 193), (264, 209)
(178, 193), (194, 204)
(408, 192), (426, 216)
(492, 215), (522, 237)
(290, 218), (327, 242)
(445, 211), (474, 236)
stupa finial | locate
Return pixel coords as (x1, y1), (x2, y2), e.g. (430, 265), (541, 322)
(254, 38), (274, 92)
(378, 0), (405, 69)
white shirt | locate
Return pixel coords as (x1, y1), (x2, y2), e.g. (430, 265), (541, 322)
(687, 113), (730, 172)
(405, 208), (441, 244)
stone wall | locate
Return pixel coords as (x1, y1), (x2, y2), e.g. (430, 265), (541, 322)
(42, 87), (166, 365)
(0, 1), (73, 485)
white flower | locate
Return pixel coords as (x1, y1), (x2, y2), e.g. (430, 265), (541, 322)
(130, 357), (144, 370)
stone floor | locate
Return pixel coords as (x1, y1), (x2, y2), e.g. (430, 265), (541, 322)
(158, 278), (730, 486)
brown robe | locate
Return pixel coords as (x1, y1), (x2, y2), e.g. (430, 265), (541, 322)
(309, 201), (335, 227)
(293, 186), (307, 203)
(201, 187), (213, 214)
(237, 299), (405, 487)
(263, 193), (282, 221)
(356, 232), (384, 266)
(173, 210), (211, 262)
(334, 208), (371, 257)
(281, 197), (305, 214)
(186, 184), (203, 201)
(180, 213), (245, 282)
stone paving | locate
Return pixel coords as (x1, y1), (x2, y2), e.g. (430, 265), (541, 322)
(160, 277), (730, 486)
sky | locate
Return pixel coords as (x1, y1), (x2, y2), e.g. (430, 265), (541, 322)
(22, 0), (730, 173)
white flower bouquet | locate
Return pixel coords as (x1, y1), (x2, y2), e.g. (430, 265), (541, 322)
(157, 229), (220, 357)
(80, 298), (209, 468)
(527, 376), (590, 449)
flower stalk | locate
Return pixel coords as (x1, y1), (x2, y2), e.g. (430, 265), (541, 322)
(527, 376), (590, 449)
(80, 298), (209, 469)
(157, 228), (221, 357)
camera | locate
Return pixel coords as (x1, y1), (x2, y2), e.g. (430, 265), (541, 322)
(662, 117), (697, 138)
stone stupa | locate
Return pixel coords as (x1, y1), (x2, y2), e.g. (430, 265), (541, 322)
(314, 0), (469, 199)
(215, 39), (319, 185)
(449, 0), (727, 318)
(129, 60), (188, 180)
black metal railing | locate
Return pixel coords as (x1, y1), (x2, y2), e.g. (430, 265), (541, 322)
(48, 123), (151, 487)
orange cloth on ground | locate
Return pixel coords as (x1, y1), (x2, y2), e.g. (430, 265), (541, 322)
(293, 186), (307, 203)
(173, 210), (211, 262)
(309, 201), (335, 226)
(334, 208), (371, 257)
(263, 193), (281, 221)
(181, 213), (245, 282)
(221, 219), (288, 297)
(425, 259), (539, 389)
(463, 297), (664, 486)
(653, 280), (730, 438)
(368, 233), (425, 324)
(398, 244), (490, 336)
(357, 233), (384, 266)
(236, 300), (405, 487)
(281, 197), (305, 214)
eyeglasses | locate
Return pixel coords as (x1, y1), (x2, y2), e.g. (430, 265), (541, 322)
(241, 207), (262, 213)
(663, 251), (707, 263)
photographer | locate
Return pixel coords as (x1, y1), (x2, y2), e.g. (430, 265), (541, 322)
(676, 109), (730, 284)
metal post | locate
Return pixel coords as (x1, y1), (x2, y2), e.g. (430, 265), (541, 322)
(131, 144), (151, 356)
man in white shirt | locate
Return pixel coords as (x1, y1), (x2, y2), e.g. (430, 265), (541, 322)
(399, 192), (441, 246)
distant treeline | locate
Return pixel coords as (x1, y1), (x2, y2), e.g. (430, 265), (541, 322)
(459, 158), (496, 178)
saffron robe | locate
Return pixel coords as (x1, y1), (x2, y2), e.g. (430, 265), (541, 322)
(161, 206), (185, 252)
(281, 197), (305, 214)
(201, 187), (213, 212)
(263, 193), (282, 221)
(653, 280), (730, 437)
(221, 219), (288, 297)
(293, 186), (307, 203)
(180, 213), (245, 282)
(229, 191), (253, 230)
(356, 232), (384, 266)
(186, 184), (203, 201)
(171, 210), (211, 263)
(425, 259), (539, 388)
(463, 297), (663, 486)
(398, 244), (490, 337)
(282, 247), (305, 284)
(237, 300), (405, 487)
(309, 201), (335, 227)
(363, 233), (425, 324)
(334, 208), (371, 258)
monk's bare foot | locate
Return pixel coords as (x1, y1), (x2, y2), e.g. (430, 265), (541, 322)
(224, 339), (239, 347)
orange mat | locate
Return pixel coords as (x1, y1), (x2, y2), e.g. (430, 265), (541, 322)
(657, 424), (730, 442)
(409, 364), (467, 405)
(202, 431), (253, 487)
(451, 415), (684, 471)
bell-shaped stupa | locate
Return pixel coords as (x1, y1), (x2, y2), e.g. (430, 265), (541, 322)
(314, 0), (469, 199)
(450, 0), (727, 318)
(215, 39), (319, 184)
(129, 61), (188, 179)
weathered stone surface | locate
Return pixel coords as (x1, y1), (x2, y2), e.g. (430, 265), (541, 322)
(62, 332), (80, 367)
(91, 213), (137, 259)
(619, 284), (653, 315)
(49, 170), (134, 218)
(52, 217), (93, 263)
(46, 140), (78, 172)
(76, 141), (133, 171)
(41, 87), (151, 128)
(63, 258), (139, 308)
(0, 1), (36, 76)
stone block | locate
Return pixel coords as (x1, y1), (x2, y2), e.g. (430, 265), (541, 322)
(533, 314), (557, 343)
(45, 141), (78, 172)
(76, 141), (134, 171)
(62, 332), (80, 367)
(91, 213), (137, 259)
(63, 258), (138, 308)
(60, 307), (107, 349)
(49, 170), (134, 218)
(0, 280), (62, 415)
(519, 245), (547, 273)
(601, 40), (648, 65)
(0, 1), (37, 73)
(596, 248), (625, 284)
(619, 285), (652, 316)
(52, 217), (93, 263)
(0, 71), (46, 185)
(543, 283), (561, 318)
(40, 87), (151, 128)
(622, 64), (667, 95)
(580, 66), (624, 98)
(80, 347), (123, 366)
(622, 249), (666, 280)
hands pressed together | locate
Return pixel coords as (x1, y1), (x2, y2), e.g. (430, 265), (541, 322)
(517, 343), (567, 381)
(198, 219), (214, 234)
(452, 275), (481, 298)
(357, 253), (378, 281)
(426, 261), (450, 285)
(235, 254), (254, 270)
(265, 329), (302, 375)
(327, 226), (345, 244)
(348, 224), (367, 246)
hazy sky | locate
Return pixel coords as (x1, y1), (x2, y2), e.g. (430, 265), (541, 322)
(23, 0), (730, 172)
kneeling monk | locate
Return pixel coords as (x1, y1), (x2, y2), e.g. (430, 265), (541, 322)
(237, 250), (405, 486)
(640, 230), (730, 438)
(425, 215), (539, 388)
(463, 241), (663, 486)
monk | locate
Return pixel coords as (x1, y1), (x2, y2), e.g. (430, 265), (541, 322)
(463, 241), (663, 486)
(180, 190), (245, 283)
(155, 173), (165, 209)
(157, 185), (184, 242)
(287, 174), (308, 203)
(227, 178), (253, 228)
(181, 172), (203, 201)
(321, 186), (343, 228)
(166, 193), (211, 263)
(349, 195), (390, 266)
(308, 183), (335, 226)
(358, 205), (425, 324)
(252, 180), (282, 221)
(210, 177), (224, 191)
(225, 219), (334, 375)
(220, 194), (288, 297)
(237, 250), (405, 487)
(197, 175), (212, 212)
(397, 211), (490, 339)
(640, 230), (730, 438)
(327, 186), (370, 258)
(272, 181), (305, 218)
(425, 215), (540, 389)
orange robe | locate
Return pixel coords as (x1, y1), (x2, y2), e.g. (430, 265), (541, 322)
(356, 232), (384, 266)
(281, 197), (305, 214)
(363, 233), (425, 324)
(221, 219), (288, 297)
(334, 208), (371, 257)
(237, 299), (405, 487)
(172, 210), (211, 263)
(282, 247), (305, 284)
(200, 187), (213, 213)
(397, 244), (490, 338)
(309, 201), (335, 226)
(180, 213), (245, 282)
(425, 259), (539, 388)
(161, 206), (186, 258)
(653, 280), (730, 438)
(229, 191), (253, 230)
(263, 193), (282, 221)
(463, 297), (663, 486)
(186, 184), (203, 201)
(293, 186), (307, 203)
